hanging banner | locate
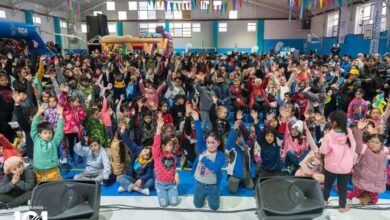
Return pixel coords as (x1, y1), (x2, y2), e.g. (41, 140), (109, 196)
(289, 0), (294, 21)
(299, 0), (304, 19)
(324, 0), (329, 8)
(369, 0), (382, 54)
(338, 5), (348, 44)
(170, 2), (174, 11)
(239, 0), (243, 7)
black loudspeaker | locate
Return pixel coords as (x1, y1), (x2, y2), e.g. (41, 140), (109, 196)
(86, 16), (100, 41)
(302, 19), (311, 30)
(255, 177), (324, 220)
(30, 181), (100, 220)
(97, 14), (109, 36)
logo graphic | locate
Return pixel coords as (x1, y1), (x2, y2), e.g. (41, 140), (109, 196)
(14, 211), (48, 220)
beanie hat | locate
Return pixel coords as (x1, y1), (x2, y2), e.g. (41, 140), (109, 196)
(292, 120), (304, 133)
(349, 68), (359, 75)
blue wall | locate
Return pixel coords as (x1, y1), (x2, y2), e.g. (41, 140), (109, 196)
(172, 39), (305, 54)
(264, 39), (305, 52)
(305, 31), (389, 55)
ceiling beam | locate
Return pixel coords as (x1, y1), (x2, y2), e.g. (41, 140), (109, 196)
(10, 0), (24, 8)
(79, 0), (107, 16)
(248, 0), (292, 15)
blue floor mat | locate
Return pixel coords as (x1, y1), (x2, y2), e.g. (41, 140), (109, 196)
(60, 168), (390, 199)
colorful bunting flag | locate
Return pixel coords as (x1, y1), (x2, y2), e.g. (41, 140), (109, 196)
(325, 0), (329, 8)
(159, 0), (163, 7)
(170, 2), (174, 12)
(233, 0), (237, 10)
(320, 0), (323, 8)
(227, 0), (232, 11)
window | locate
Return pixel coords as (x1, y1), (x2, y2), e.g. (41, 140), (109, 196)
(108, 23), (116, 33)
(327, 12), (339, 37)
(164, 1), (192, 11)
(166, 11), (182, 19)
(128, 1), (137, 10)
(138, 1), (156, 20)
(192, 23), (201, 32)
(33, 16), (41, 24)
(139, 23), (165, 34)
(93, 11), (102, 16)
(169, 22), (191, 37)
(247, 23), (256, 32)
(200, 1), (209, 10)
(106, 1), (115, 11)
(0, 10), (6, 19)
(229, 10), (238, 19)
(355, 2), (387, 34)
(81, 24), (87, 33)
(218, 22), (227, 32)
(118, 11), (127, 20)
(60, 20), (67, 28)
(213, 0), (222, 9)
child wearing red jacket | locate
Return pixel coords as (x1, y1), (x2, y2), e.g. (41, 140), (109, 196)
(60, 86), (86, 164)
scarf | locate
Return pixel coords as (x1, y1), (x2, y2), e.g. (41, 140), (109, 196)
(134, 155), (152, 172)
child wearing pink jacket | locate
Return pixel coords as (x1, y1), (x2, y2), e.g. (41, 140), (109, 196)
(321, 110), (356, 213)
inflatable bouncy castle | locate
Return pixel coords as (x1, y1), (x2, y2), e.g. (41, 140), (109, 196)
(101, 25), (173, 56)
(0, 21), (46, 54)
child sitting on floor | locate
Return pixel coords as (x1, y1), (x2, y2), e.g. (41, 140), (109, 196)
(117, 146), (153, 195)
(0, 156), (36, 209)
(74, 137), (111, 185)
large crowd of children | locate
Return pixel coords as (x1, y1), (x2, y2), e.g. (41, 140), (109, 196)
(0, 38), (389, 213)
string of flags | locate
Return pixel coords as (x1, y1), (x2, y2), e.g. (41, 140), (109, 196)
(288, 0), (351, 20)
(66, 0), (81, 16)
(143, 0), (247, 15)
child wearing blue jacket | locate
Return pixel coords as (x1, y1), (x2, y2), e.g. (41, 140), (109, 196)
(191, 110), (225, 211)
(225, 111), (256, 194)
(116, 128), (154, 195)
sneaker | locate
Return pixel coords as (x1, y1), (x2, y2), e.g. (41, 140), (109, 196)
(127, 183), (134, 192)
(117, 186), (126, 193)
(140, 188), (150, 196)
(60, 158), (67, 164)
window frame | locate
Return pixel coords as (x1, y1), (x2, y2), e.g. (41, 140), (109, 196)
(192, 23), (201, 32)
(33, 16), (41, 24)
(138, 1), (157, 20)
(355, 2), (387, 34)
(139, 23), (165, 34)
(0, 10), (6, 19)
(118, 11), (127, 20)
(106, 1), (115, 11)
(326, 11), (339, 37)
(128, 1), (138, 10)
(218, 22), (227, 32)
(247, 23), (256, 32)
(229, 10), (238, 19)
(169, 22), (192, 38)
